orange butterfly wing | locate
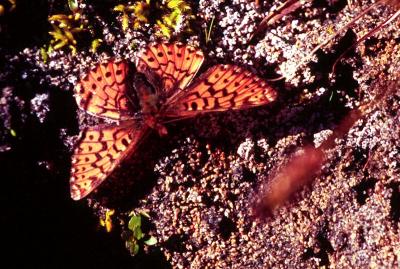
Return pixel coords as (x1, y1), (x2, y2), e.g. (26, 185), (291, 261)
(70, 123), (149, 200)
(71, 59), (146, 200)
(136, 42), (204, 96)
(164, 64), (277, 117)
(75, 59), (135, 120)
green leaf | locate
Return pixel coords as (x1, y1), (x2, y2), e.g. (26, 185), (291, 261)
(167, 0), (181, 9)
(126, 240), (139, 256)
(144, 236), (157, 246)
(128, 215), (142, 231)
(133, 227), (144, 240)
(127, 241), (140, 256)
(91, 38), (102, 53)
(40, 47), (48, 63)
(10, 129), (16, 137)
(138, 210), (150, 218)
(132, 243), (140, 256)
(122, 14), (129, 31)
(68, 0), (79, 13)
(113, 5), (125, 12)
(53, 40), (67, 50)
(47, 45), (54, 54)
(49, 30), (64, 40)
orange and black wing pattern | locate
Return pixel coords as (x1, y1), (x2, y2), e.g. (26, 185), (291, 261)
(70, 123), (148, 200)
(136, 42), (204, 96)
(164, 64), (277, 117)
(74, 59), (134, 120)
(71, 59), (146, 200)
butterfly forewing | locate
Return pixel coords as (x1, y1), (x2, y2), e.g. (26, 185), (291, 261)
(70, 122), (148, 200)
(75, 60), (134, 120)
(164, 64), (277, 117)
(136, 43), (204, 96)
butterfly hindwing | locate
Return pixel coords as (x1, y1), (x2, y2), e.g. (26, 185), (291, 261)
(136, 42), (205, 96)
(164, 64), (277, 117)
(75, 59), (134, 120)
(70, 122), (148, 200)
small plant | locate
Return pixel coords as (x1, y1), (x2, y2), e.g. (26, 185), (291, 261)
(10, 129), (16, 137)
(123, 211), (157, 256)
(156, 0), (193, 38)
(114, 0), (151, 31)
(48, 0), (90, 54)
(99, 208), (115, 233)
(90, 38), (103, 53)
(114, 0), (194, 38)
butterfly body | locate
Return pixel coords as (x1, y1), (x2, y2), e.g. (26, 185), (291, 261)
(132, 73), (170, 136)
(70, 42), (277, 200)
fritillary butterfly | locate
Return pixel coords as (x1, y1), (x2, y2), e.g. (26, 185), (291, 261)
(70, 42), (277, 200)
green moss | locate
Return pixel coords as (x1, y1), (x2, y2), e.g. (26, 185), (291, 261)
(114, 0), (151, 31)
(156, 0), (193, 38)
(48, 11), (86, 54)
(114, 0), (194, 38)
(47, 1), (96, 55)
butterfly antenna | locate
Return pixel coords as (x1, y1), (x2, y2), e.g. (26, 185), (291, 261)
(163, 115), (197, 124)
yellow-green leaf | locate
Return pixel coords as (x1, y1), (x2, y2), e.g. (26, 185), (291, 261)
(113, 4), (125, 12)
(91, 38), (102, 53)
(40, 47), (48, 63)
(144, 236), (157, 246)
(68, 0), (79, 13)
(167, 0), (182, 9)
(53, 40), (67, 49)
(122, 14), (129, 31)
